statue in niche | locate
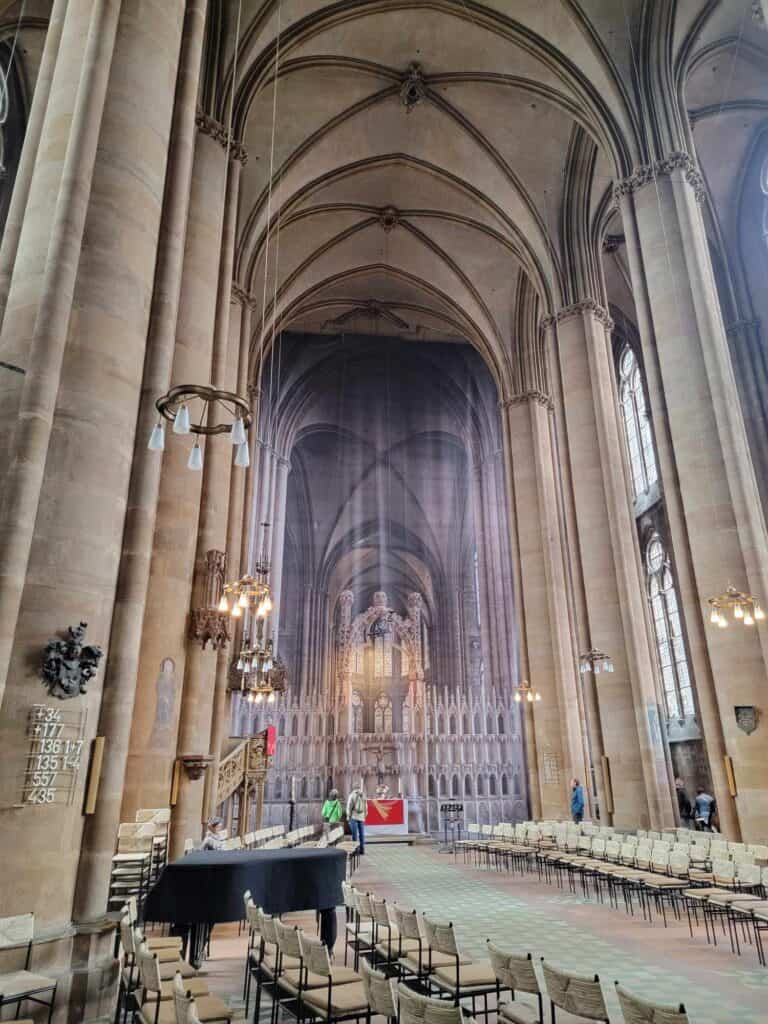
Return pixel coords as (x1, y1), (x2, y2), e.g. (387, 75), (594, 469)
(148, 657), (176, 749)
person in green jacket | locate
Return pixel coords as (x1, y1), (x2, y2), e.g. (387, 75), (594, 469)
(321, 788), (343, 831)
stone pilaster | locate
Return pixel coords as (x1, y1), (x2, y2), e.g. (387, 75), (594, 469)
(548, 301), (675, 830)
(502, 390), (589, 819)
(617, 153), (768, 839)
(74, 0), (209, 923)
(122, 125), (227, 822)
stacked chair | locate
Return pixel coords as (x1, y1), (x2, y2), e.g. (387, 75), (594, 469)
(0, 912), (57, 1024)
(108, 807), (172, 914)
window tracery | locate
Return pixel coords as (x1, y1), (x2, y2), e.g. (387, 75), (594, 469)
(618, 344), (658, 498)
(646, 533), (694, 720)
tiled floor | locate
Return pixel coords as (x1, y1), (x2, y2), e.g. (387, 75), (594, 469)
(202, 843), (768, 1023)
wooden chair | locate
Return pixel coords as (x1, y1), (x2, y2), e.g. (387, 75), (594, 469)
(614, 982), (688, 1023)
(397, 981), (474, 1024)
(136, 949), (225, 1024)
(487, 943), (543, 1023)
(360, 960), (398, 1023)
(421, 916), (502, 1017)
(0, 913), (56, 1024)
(540, 960), (609, 1024)
(298, 933), (371, 1022)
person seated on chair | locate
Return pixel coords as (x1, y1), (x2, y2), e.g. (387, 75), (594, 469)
(201, 816), (227, 850)
(346, 785), (368, 854)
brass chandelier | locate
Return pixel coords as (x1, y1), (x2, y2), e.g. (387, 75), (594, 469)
(514, 679), (542, 703)
(579, 647), (614, 675)
(148, 384), (252, 470)
(707, 584), (765, 629)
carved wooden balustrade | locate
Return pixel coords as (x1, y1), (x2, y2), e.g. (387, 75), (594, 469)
(215, 732), (272, 833)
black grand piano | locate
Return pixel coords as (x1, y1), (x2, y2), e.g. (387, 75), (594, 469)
(143, 847), (346, 964)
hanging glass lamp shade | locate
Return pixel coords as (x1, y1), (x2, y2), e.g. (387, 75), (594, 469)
(148, 421), (165, 451)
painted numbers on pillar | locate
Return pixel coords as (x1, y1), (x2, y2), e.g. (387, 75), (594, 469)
(21, 704), (87, 805)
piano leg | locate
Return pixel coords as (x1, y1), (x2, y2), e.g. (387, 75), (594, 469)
(319, 907), (337, 950)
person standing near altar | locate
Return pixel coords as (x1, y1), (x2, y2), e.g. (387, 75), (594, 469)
(347, 784), (368, 854)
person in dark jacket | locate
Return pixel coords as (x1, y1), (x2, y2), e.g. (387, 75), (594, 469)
(675, 777), (692, 825)
(570, 778), (585, 824)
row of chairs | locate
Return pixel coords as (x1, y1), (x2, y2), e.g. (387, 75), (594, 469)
(116, 900), (233, 1023)
(336, 883), (689, 1024)
(461, 823), (768, 964)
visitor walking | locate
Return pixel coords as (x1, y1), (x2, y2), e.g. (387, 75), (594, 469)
(694, 788), (716, 831)
(570, 778), (585, 824)
(321, 788), (343, 832)
(347, 784), (368, 854)
(675, 777), (693, 826)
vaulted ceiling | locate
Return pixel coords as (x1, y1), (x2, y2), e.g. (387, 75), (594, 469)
(194, 0), (768, 394)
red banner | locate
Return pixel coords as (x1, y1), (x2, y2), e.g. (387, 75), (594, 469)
(265, 725), (276, 757)
(365, 798), (405, 826)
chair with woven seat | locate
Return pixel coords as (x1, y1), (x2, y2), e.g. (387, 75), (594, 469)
(421, 916), (504, 1017)
(276, 919), (359, 1021)
(487, 943), (543, 1024)
(393, 908), (472, 986)
(136, 949), (229, 1024)
(371, 897), (419, 967)
(397, 981), (475, 1024)
(614, 982), (688, 1023)
(0, 913), (57, 1024)
(541, 961), (609, 1024)
(360, 960), (398, 1023)
(299, 933), (371, 1022)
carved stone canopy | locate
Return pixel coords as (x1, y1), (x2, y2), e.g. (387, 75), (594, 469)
(189, 609), (231, 650)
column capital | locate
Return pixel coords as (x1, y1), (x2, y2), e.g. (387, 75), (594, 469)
(231, 281), (254, 306)
(613, 150), (705, 204)
(499, 390), (553, 411)
(540, 299), (614, 332)
(195, 109), (248, 163)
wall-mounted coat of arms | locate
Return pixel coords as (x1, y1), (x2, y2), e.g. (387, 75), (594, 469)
(735, 705), (759, 735)
(41, 622), (103, 700)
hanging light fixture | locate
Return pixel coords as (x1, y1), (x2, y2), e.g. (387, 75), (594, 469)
(148, 384), (253, 470)
(235, 628), (288, 703)
(579, 648), (614, 675)
(513, 679), (542, 703)
(707, 584), (764, 629)
(219, 524), (272, 618)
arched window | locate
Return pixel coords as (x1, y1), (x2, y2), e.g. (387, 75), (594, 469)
(274, 776), (283, 800)
(473, 712), (481, 734)
(501, 774), (509, 796)
(451, 774), (460, 797)
(449, 715), (456, 735)
(439, 776), (447, 796)
(497, 714), (505, 735)
(489, 775), (497, 796)
(618, 344), (658, 498)
(291, 715), (299, 737)
(428, 775), (436, 797)
(486, 713), (494, 735)
(464, 774), (473, 796)
(646, 533), (694, 719)
(477, 775), (485, 796)
(462, 713), (469, 734)
(374, 694), (393, 732)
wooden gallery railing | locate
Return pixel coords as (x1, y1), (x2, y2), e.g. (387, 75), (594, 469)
(215, 732), (272, 837)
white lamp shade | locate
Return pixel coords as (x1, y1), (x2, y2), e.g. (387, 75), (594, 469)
(148, 422), (165, 451)
(187, 442), (203, 470)
(174, 403), (191, 434)
(234, 441), (250, 467)
(231, 416), (247, 446)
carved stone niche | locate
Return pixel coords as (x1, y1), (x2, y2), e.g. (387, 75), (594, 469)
(189, 550), (230, 649)
(179, 754), (213, 781)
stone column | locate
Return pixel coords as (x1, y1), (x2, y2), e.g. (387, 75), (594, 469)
(0, 0), (124, 708)
(269, 456), (290, 650)
(549, 302), (675, 830)
(0, 0), (68, 328)
(73, 0), (208, 923)
(121, 125), (227, 820)
(205, 294), (251, 819)
(0, 0), (187, 928)
(617, 154), (768, 839)
(503, 393), (589, 818)
(171, 146), (242, 854)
